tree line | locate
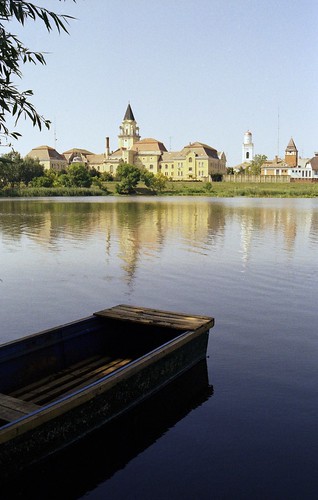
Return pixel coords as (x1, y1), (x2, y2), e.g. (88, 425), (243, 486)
(0, 152), (168, 194)
(227, 155), (268, 175)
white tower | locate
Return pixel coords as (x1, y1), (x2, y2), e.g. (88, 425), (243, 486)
(118, 104), (140, 150)
(242, 130), (254, 163)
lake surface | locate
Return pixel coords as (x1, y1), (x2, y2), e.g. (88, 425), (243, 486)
(1, 196), (318, 499)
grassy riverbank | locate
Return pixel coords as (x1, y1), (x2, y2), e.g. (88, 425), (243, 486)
(2, 182), (318, 198)
(127, 181), (318, 198)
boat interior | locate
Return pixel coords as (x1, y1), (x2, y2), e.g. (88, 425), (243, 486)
(0, 316), (185, 427)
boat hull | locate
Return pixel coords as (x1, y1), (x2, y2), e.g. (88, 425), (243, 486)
(0, 305), (214, 478)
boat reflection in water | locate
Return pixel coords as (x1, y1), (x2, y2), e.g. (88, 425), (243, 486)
(3, 359), (213, 499)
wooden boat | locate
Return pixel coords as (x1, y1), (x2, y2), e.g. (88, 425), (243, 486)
(3, 360), (213, 495)
(0, 304), (214, 479)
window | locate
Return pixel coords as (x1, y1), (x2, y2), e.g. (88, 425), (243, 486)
(246, 152), (250, 159)
(150, 165), (153, 170)
(165, 164), (168, 169)
(189, 157), (193, 163)
(189, 167), (192, 171)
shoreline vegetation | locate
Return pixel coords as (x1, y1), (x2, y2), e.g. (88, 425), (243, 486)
(1, 181), (318, 198)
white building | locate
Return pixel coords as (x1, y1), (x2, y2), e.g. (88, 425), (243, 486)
(242, 130), (254, 163)
(289, 153), (318, 180)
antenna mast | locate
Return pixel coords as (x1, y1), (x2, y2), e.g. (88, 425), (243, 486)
(54, 118), (57, 149)
(277, 107), (280, 157)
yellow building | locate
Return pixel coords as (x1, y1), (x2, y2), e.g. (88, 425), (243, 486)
(260, 156), (289, 176)
(26, 104), (227, 180)
(26, 145), (68, 170)
(101, 104), (226, 180)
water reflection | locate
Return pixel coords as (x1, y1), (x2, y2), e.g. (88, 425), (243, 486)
(2, 360), (213, 499)
(1, 198), (318, 498)
(1, 197), (318, 283)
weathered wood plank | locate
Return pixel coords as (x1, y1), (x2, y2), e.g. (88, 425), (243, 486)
(11, 355), (104, 400)
(98, 304), (213, 325)
(0, 394), (40, 423)
(59, 358), (132, 401)
(27, 358), (132, 405)
(94, 304), (214, 331)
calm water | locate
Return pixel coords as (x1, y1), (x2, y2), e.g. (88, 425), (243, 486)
(1, 196), (318, 499)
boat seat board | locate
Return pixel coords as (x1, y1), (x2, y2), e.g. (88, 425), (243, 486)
(10, 355), (111, 401)
(0, 394), (40, 423)
(9, 356), (132, 406)
(94, 304), (214, 331)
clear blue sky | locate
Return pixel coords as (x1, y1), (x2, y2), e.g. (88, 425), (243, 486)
(3, 0), (318, 166)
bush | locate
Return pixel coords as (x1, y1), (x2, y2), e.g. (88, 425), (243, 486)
(30, 175), (54, 188)
(211, 174), (223, 182)
(101, 172), (114, 181)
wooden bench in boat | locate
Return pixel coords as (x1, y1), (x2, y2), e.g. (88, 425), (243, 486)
(94, 304), (214, 331)
(0, 394), (40, 423)
(4, 356), (132, 415)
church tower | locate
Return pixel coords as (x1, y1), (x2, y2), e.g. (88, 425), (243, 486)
(285, 138), (298, 167)
(242, 130), (254, 163)
(118, 104), (140, 150)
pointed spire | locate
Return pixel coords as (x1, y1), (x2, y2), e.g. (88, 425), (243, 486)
(286, 137), (297, 152)
(123, 103), (135, 121)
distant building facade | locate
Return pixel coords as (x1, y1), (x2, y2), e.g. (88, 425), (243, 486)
(261, 138), (318, 180)
(100, 104), (227, 180)
(26, 104), (227, 181)
(26, 145), (67, 170)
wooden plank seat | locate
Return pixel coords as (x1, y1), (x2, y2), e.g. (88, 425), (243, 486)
(0, 393), (40, 423)
(95, 304), (214, 331)
(9, 355), (132, 407)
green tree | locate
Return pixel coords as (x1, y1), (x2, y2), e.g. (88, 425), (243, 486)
(140, 167), (155, 189)
(66, 163), (92, 187)
(56, 172), (72, 187)
(101, 171), (114, 181)
(0, 150), (43, 187)
(115, 163), (141, 194)
(30, 174), (53, 188)
(0, 1), (75, 142)
(19, 155), (44, 184)
(153, 173), (167, 193)
(0, 152), (19, 187)
(248, 154), (267, 175)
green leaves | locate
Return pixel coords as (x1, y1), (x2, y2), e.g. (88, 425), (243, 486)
(0, 1), (76, 140)
(0, 150), (44, 186)
(116, 163), (141, 194)
(1, 1), (75, 33)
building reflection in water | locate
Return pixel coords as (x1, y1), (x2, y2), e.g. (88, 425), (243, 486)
(0, 199), (318, 284)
